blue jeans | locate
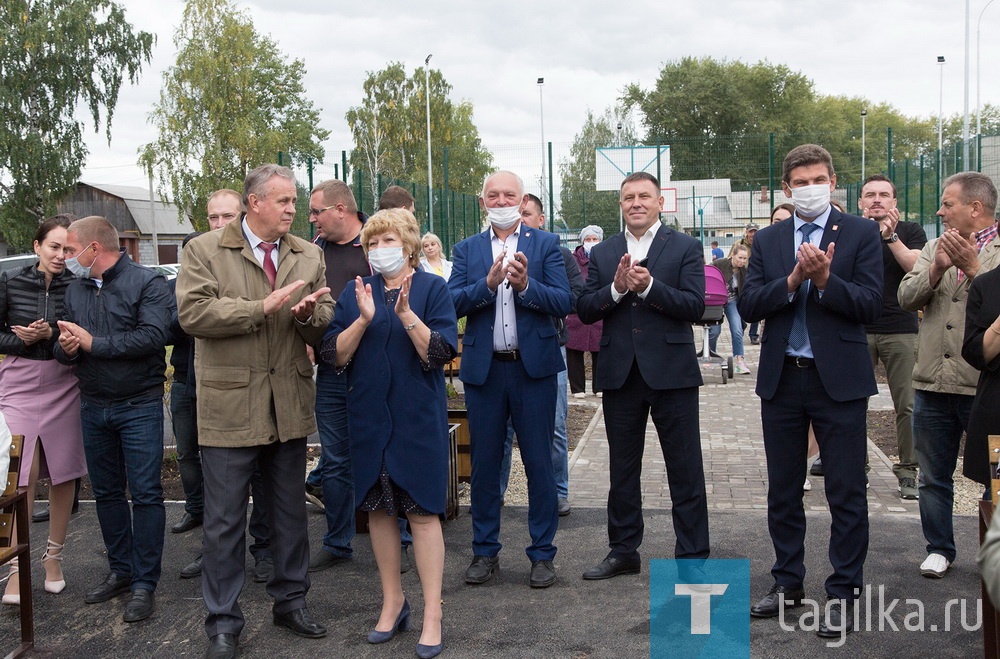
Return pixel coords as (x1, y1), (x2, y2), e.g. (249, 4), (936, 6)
(314, 366), (354, 558)
(81, 396), (165, 591)
(170, 380), (203, 517)
(708, 301), (744, 356)
(913, 390), (974, 563)
(501, 347), (569, 499)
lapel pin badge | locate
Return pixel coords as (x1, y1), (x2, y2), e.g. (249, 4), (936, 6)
(832, 225), (839, 231)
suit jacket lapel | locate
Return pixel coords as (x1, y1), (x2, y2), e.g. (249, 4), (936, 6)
(780, 218), (797, 276)
(645, 224), (669, 270)
(819, 208), (841, 253)
(477, 228), (494, 274)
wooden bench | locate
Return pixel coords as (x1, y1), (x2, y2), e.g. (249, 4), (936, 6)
(0, 434), (32, 659)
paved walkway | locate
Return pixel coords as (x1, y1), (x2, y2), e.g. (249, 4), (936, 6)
(567, 333), (921, 517)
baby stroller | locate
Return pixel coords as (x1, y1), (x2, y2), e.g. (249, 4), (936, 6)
(696, 264), (734, 383)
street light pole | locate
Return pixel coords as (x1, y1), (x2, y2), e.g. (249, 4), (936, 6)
(978, 0), (996, 137)
(861, 108), (867, 180)
(537, 77), (545, 204)
(964, 0), (971, 170)
(425, 54), (433, 233)
(938, 55), (946, 188)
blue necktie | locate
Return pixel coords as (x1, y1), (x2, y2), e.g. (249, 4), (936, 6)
(788, 223), (820, 351)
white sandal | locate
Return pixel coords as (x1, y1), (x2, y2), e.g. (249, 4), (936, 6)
(2, 564), (19, 605)
(42, 538), (65, 594)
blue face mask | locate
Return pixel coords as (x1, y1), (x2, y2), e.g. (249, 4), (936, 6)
(65, 245), (95, 279)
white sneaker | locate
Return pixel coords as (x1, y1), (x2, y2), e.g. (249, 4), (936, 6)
(573, 392), (586, 399)
(734, 357), (752, 375)
(920, 553), (950, 578)
(803, 477), (812, 491)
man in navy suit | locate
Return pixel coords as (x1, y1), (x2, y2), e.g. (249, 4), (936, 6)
(738, 144), (882, 638)
(577, 172), (710, 581)
(448, 170), (571, 588)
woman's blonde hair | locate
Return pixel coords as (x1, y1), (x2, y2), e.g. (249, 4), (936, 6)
(360, 208), (422, 270)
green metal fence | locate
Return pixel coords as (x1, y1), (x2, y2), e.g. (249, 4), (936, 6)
(280, 129), (1000, 256)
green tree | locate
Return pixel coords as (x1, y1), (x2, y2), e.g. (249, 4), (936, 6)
(140, 0), (329, 230)
(0, 0), (153, 249)
(559, 107), (638, 237)
(346, 62), (492, 215)
(622, 57), (817, 183)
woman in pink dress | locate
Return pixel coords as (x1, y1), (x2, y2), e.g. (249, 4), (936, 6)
(1, 215), (86, 605)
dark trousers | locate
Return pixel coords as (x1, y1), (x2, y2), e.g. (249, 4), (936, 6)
(566, 348), (599, 394)
(602, 362), (709, 560)
(466, 358), (558, 562)
(201, 438), (310, 638)
(761, 363), (869, 599)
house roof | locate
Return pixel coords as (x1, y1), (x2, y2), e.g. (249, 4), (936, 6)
(79, 182), (194, 236)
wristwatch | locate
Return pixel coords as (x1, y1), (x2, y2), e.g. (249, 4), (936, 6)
(883, 233), (899, 243)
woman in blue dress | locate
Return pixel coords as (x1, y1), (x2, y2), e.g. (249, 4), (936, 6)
(320, 209), (457, 659)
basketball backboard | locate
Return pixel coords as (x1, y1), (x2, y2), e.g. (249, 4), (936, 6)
(595, 145), (671, 191)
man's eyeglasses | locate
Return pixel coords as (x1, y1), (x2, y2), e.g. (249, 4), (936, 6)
(308, 204), (337, 217)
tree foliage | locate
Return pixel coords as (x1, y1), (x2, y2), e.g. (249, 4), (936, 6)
(559, 107), (638, 236)
(346, 62), (492, 213)
(141, 0), (329, 230)
(0, 0), (153, 249)
(620, 56), (998, 187)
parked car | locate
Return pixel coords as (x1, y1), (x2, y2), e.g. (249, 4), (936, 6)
(150, 263), (180, 280)
(0, 254), (37, 277)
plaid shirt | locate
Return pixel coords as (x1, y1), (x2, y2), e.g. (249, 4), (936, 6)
(958, 222), (998, 282)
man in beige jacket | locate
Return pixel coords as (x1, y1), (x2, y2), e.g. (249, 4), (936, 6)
(177, 164), (332, 659)
(898, 171), (999, 580)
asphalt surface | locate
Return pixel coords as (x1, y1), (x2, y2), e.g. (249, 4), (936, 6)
(0, 501), (985, 658)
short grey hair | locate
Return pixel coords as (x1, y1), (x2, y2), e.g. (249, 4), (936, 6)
(944, 171), (998, 214)
(480, 170), (525, 198)
(243, 164), (296, 207)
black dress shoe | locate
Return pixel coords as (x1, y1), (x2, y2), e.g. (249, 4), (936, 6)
(85, 572), (132, 603)
(750, 584), (805, 618)
(123, 589), (155, 622)
(557, 498), (571, 516)
(400, 545), (412, 574)
(582, 555), (640, 580)
(530, 560), (556, 588)
(817, 599), (855, 638)
(308, 549), (350, 573)
(252, 556), (273, 583)
(32, 506), (49, 523)
(273, 607), (327, 638)
(171, 512), (203, 534)
(180, 554), (203, 579)
(205, 633), (238, 659)
(465, 555), (499, 584)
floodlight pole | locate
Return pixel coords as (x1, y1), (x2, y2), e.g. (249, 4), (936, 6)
(978, 0), (996, 138)
(538, 77), (546, 203)
(938, 55), (946, 189)
(425, 54), (433, 232)
(963, 0), (971, 169)
(861, 109), (867, 180)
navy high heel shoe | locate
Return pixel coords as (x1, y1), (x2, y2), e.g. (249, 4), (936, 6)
(416, 640), (443, 658)
(367, 599), (411, 644)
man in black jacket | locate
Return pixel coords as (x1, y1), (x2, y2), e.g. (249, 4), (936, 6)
(55, 216), (173, 623)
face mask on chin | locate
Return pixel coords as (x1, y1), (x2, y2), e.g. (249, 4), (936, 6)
(486, 205), (521, 231)
(368, 247), (408, 278)
(789, 184), (831, 218)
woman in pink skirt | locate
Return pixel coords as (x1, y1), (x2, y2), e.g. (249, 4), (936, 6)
(1, 215), (86, 605)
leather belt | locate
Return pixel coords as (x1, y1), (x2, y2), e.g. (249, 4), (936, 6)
(493, 350), (520, 362)
(784, 356), (815, 368)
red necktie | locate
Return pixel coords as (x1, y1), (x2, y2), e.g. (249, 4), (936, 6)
(260, 242), (277, 290)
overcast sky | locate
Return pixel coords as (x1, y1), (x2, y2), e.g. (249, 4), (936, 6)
(80, 0), (999, 191)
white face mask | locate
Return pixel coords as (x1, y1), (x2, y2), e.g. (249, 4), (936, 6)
(583, 243), (595, 255)
(486, 205), (521, 230)
(368, 247), (407, 278)
(789, 184), (831, 218)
